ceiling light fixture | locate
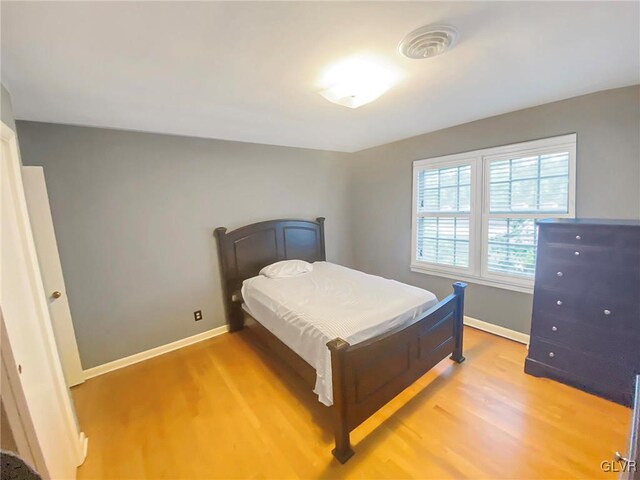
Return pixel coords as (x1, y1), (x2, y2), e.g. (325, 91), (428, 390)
(319, 56), (401, 109)
(399, 24), (459, 59)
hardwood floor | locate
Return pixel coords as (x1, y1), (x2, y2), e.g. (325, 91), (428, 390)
(72, 327), (631, 479)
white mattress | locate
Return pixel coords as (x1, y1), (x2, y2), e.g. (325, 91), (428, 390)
(241, 262), (438, 406)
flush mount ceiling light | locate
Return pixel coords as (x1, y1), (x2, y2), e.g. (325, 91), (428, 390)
(319, 56), (401, 109)
(398, 24), (459, 59)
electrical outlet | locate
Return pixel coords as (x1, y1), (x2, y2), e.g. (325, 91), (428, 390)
(194, 310), (203, 321)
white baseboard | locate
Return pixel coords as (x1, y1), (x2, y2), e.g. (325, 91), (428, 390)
(464, 316), (530, 345)
(83, 325), (229, 379)
(83, 318), (523, 379)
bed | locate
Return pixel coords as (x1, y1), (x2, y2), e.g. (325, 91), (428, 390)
(214, 217), (466, 463)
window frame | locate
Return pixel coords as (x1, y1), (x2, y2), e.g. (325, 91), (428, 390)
(411, 134), (576, 294)
(411, 153), (481, 278)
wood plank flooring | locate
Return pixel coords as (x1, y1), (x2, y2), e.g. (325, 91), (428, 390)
(72, 327), (632, 479)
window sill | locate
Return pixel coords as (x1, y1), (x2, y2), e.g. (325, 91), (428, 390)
(410, 265), (534, 295)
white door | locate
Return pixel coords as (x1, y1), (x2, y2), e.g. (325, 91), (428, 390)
(1, 121), (86, 478)
(23, 167), (85, 387)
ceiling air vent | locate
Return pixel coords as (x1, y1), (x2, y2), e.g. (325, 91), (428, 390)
(398, 25), (459, 59)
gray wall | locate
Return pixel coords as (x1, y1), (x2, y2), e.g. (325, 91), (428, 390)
(16, 85), (640, 368)
(17, 122), (354, 369)
(350, 85), (640, 334)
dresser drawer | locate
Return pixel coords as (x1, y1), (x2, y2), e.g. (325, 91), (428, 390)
(532, 287), (640, 333)
(541, 224), (640, 248)
(541, 225), (614, 246)
(535, 260), (639, 298)
(527, 339), (637, 397)
(530, 316), (640, 364)
(540, 243), (638, 268)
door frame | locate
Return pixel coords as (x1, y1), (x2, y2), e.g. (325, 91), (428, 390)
(1, 121), (87, 475)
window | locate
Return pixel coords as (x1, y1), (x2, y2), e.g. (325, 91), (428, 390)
(416, 164), (471, 268)
(411, 134), (576, 293)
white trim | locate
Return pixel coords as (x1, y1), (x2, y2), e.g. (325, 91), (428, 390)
(84, 325), (229, 379)
(464, 315), (530, 345)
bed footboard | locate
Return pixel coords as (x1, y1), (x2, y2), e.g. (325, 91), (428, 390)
(327, 282), (467, 463)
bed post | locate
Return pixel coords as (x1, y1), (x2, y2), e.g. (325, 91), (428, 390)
(327, 337), (354, 464)
(316, 217), (326, 261)
(214, 226), (244, 332)
(450, 282), (467, 363)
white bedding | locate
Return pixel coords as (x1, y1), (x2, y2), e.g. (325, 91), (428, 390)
(241, 262), (438, 406)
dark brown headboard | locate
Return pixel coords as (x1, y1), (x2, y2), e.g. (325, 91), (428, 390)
(214, 217), (326, 331)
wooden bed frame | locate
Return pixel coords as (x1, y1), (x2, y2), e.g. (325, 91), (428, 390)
(214, 217), (466, 463)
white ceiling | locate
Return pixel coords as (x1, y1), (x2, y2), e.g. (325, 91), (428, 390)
(2, 1), (639, 152)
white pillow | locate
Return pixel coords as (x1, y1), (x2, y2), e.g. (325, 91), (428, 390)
(259, 260), (313, 279)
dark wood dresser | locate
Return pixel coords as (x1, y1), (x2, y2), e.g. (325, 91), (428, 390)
(525, 219), (640, 406)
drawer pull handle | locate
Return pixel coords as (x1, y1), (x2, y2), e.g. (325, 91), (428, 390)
(556, 300), (563, 306)
(574, 251), (580, 256)
(575, 235), (581, 240)
(557, 271), (563, 277)
(551, 326), (558, 332)
(603, 309), (611, 316)
(549, 352), (555, 358)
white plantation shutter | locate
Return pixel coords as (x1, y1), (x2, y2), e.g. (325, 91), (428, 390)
(417, 217), (470, 267)
(486, 218), (537, 275)
(417, 165), (471, 213)
(488, 153), (570, 213)
(485, 151), (571, 278)
(415, 164), (472, 269)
